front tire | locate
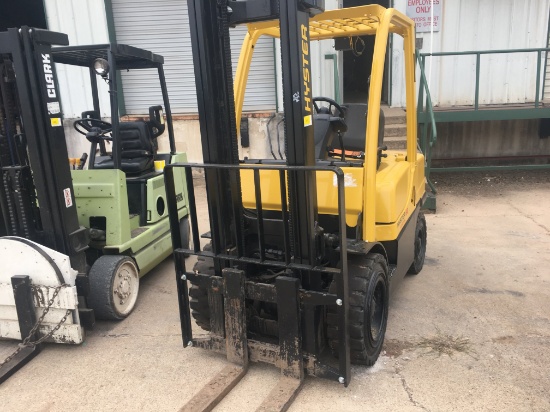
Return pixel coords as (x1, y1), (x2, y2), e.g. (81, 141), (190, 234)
(88, 255), (140, 320)
(327, 253), (389, 366)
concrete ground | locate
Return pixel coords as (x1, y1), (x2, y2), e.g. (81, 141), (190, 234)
(1, 170), (550, 411)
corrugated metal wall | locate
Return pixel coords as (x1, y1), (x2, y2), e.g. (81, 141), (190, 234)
(44, 0), (111, 118)
(46, 0), (548, 115)
(392, 0), (550, 108)
(110, 0), (276, 114)
(110, 0), (192, 114)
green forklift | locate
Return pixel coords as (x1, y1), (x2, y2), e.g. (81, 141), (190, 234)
(50, 44), (190, 320)
(1, 30), (189, 381)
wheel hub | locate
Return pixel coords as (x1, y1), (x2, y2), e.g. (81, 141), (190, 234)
(114, 270), (133, 303)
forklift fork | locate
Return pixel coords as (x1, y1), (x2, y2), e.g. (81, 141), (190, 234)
(179, 271), (305, 412)
(166, 163), (351, 411)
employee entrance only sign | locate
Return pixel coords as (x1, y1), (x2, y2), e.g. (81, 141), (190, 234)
(406, 0), (442, 33)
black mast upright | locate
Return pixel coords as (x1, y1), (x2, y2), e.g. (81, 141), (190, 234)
(187, 0), (244, 259)
(0, 28), (88, 274)
(279, 0), (319, 266)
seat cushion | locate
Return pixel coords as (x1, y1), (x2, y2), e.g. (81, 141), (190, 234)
(331, 104), (385, 152)
(93, 121), (156, 174)
(119, 122), (156, 154)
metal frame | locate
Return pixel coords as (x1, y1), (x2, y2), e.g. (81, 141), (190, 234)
(165, 162), (350, 385)
(51, 43), (177, 167)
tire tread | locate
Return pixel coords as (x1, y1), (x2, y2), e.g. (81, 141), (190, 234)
(88, 255), (137, 321)
(326, 253), (389, 366)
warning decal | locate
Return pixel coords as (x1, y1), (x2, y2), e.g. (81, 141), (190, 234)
(63, 188), (73, 208)
(47, 101), (61, 114)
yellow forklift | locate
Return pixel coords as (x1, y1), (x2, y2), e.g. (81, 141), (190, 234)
(165, 2), (427, 410)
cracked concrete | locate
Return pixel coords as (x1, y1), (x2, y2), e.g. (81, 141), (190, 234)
(395, 365), (430, 412)
(1, 170), (550, 411)
(507, 202), (550, 233)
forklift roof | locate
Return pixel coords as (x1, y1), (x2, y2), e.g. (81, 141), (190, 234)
(51, 43), (164, 70)
(246, 5), (411, 39)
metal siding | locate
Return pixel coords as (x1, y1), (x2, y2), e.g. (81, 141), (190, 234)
(111, 0), (275, 114)
(392, 0), (550, 108)
(44, 0), (111, 118)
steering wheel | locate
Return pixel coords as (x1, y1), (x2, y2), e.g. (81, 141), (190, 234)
(312, 97), (345, 118)
(73, 117), (113, 137)
(74, 118), (113, 144)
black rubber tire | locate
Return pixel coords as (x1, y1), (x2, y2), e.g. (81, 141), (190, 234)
(88, 255), (139, 320)
(408, 212), (427, 275)
(327, 253), (389, 366)
(189, 242), (213, 331)
(179, 216), (191, 258)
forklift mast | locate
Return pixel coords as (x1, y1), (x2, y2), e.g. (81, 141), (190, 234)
(0, 27), (88, 274)
(188, 0), (323, 265)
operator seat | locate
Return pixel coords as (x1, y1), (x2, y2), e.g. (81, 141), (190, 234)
(313, 107), (347, 159)
(330, 103), (385, 155)
(94, 121), (158, 174)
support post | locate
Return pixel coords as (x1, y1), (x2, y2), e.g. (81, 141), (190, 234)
(475, 53), (480, 110)
(535, 50), (542, 108)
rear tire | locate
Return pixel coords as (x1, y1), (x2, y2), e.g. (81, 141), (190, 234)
(408, 212), (427, 275)
(88, 255), (140, 320)
(327, 253), (389, 366)
(189, 242), (213, 331)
